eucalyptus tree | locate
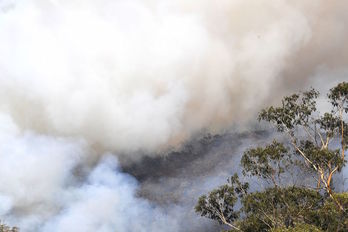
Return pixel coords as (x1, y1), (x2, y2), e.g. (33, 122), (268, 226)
(259, 82), (347, 209)
(195, 82), (348, 232)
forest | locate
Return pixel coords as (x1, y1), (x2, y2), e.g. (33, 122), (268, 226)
(195, 82), (348, 232)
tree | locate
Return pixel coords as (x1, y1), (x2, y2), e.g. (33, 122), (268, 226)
(315, 192), (348, 232)
(240, 187), (323, 231)
(195, 174), (248, 231)
(270, 223), (323, 232)
(241, 141), (291, 188)
(195, 82), (347, 232)
(258, 82), (347, 209)
(0, 222), (18, 232)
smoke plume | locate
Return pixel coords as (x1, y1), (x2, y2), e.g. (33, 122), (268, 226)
(0, 0), (347, 231)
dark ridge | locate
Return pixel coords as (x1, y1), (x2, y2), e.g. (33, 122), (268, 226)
(122, 130), (269, 182)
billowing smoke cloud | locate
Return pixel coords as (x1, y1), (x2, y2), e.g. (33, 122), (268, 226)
(0, 0), (347, 231)
(1, 0), (346, 157)
(0, 114), (180, 231)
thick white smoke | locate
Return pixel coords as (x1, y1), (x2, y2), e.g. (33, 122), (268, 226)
(0, 0), (347, 231)
(0, 0), (316, 156)
(0, 114), (179, 231)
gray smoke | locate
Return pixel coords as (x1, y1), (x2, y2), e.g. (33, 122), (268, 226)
(0, 0), (347, 231)
(0, 114), (180, 231)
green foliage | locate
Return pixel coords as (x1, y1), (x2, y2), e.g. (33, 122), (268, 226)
(241, 141), (290, 186)
(298, 141), (345, 173)
(195, 184), (239, 226)
(258, 82), (347, 208)
(0, 222), (18, 232)
(228, 173), (249, 198)
(195, 174), (248, 230)
(195, 82), (348, 232)
(241, 187), (323, 231)
(270, 223), (323, 232)
(328, 82), (348, 113)
(258, 88), (319, 132)
(328, 82), (348, 151)
(315, 192), (348, 232)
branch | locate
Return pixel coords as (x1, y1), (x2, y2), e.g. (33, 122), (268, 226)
(216, 205), (242, 231)
(289, 136), (317, 171)
(302, 125), (317, 145)
(257, 209), (274, 229)
(339, 106), (345, 160)
(318, 168), (344, 211)
(309, 123), (325, 147)
(279, 121), (317, 171)
(327, 166), (338, 189)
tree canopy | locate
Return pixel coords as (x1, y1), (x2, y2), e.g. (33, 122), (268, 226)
(195, 82), (348, 232)
(0, 222), (18, 232)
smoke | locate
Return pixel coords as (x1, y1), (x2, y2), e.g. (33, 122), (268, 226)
(0, 0), (347, 231)
(0, 114), (180, 231)
(0, 0), (342, 157)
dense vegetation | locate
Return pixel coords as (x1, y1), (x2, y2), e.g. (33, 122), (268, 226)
(0, 222), (18, 232)
(196, 82), (348, 232)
